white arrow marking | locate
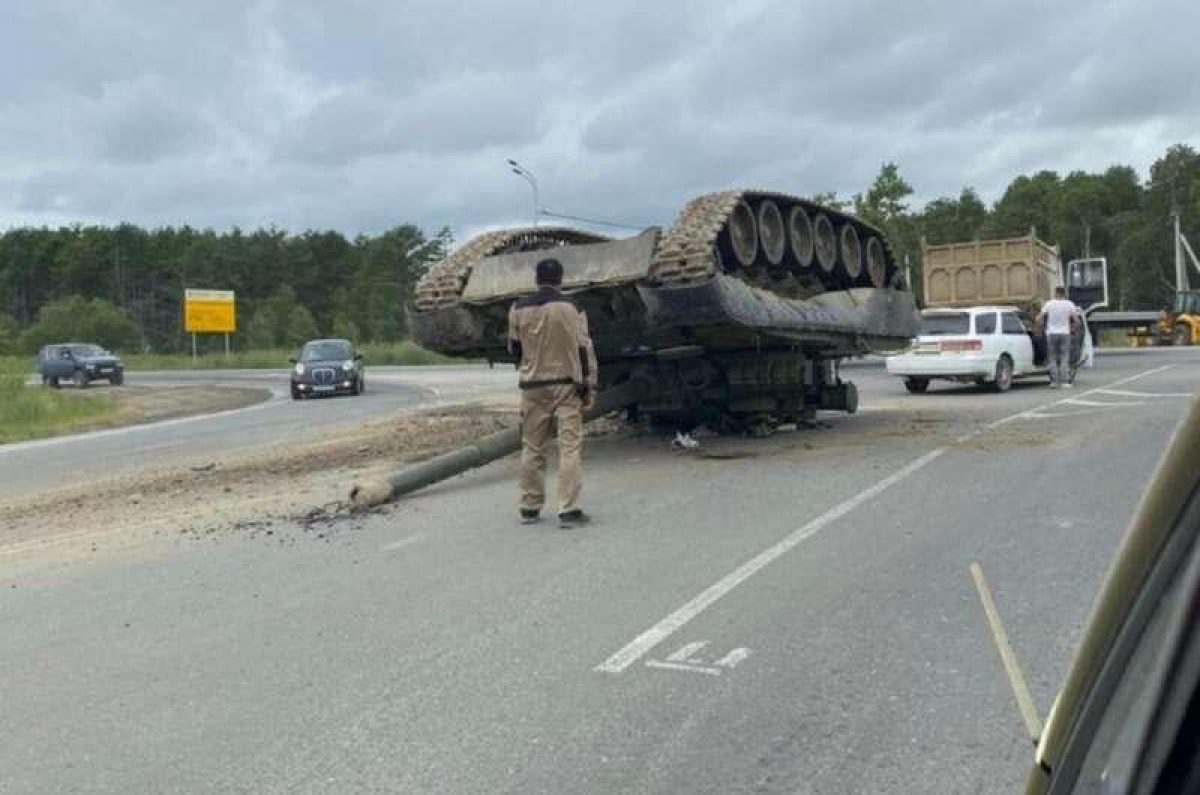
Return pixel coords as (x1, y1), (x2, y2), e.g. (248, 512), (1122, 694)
(666, 641), (709, 664)
(645, 660), (722, 676)
(715, 648), (752, 669)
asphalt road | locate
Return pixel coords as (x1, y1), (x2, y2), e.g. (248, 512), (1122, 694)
(0, 365), (515, 500)
(3, 350), (1199, 793)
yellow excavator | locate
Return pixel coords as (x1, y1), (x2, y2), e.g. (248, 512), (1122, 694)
(1157, 288), (1200, 345)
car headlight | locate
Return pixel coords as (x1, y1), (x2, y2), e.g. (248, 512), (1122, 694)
(294, 363), (305, 376)
(342, 360), (355, 371)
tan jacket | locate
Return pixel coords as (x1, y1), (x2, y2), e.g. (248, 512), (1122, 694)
(507, 287), (598, 390)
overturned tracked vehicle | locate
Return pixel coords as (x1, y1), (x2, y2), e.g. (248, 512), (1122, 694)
(413, 190), (920, 432)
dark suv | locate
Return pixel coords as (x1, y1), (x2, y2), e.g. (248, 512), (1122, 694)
(289, 338), (364, 399)
(38, 343), (125, 388)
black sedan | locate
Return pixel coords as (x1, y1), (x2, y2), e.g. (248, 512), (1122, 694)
(289, 339), (364, 399)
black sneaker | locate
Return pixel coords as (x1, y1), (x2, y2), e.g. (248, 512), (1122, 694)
(558, 509), (591, 529)
(519, 509), (541, 525)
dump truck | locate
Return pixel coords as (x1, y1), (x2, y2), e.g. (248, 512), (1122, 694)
(920, 232), (1063, 312)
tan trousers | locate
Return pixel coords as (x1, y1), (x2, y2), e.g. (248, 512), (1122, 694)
(519, 385), (583, 515)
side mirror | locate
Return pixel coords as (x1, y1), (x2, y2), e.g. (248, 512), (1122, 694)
(354, 353), (363, 361)
(288, 357), (297, 364)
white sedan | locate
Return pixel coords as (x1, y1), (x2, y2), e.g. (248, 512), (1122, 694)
(886, 306), (1092, 393)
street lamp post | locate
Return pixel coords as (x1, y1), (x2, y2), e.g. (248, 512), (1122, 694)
(506, 158), (539, 227)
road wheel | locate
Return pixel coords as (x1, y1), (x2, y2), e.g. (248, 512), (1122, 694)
(991, 356), (1013, 393)
(73, 370), (88, 389)
(49, 376), (60, 389)
(110, 372), (124, 386)
(41, 374), (50, 387)
(357, 375), (365, 395)
(291, 387), (303, 400)
(1174, 323), (1193, 346)
(904, 377), (930, 394)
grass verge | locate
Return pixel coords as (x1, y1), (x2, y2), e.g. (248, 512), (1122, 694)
(0, 359), (119, 443)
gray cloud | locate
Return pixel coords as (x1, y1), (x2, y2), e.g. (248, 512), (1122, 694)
(0, 0), (1197, 240)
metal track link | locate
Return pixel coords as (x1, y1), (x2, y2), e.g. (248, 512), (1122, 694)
(414, 227), (610, 310)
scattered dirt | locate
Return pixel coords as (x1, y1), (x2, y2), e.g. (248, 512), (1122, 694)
(0, 396), (1063, 569)
(0, 404), (518, 563)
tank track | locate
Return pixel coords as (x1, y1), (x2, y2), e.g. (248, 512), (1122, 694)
(649, 190), (901, 294)
(414, 226), (610, 310)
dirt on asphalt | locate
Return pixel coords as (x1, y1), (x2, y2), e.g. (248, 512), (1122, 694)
(0, 404), (519, 566)
(0, 393), (1060, 571)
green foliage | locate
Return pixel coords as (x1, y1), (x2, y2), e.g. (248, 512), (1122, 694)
(17, 296), (141, 354)
(0, 357), (119, 442)
(854, 163), (913, 228)
(0, 223), (448, 353)
(0, 312), (18, 355)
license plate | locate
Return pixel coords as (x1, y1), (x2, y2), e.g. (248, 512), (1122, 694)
(915, 343), (939, 354)
(313, 385), (335, 393)
(99, 368), (112, 373)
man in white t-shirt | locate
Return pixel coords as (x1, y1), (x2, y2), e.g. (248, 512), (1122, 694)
(1037, 287), (1082, 388)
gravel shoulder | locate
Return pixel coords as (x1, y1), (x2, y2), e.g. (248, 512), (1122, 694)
(0, 403), (519, 569)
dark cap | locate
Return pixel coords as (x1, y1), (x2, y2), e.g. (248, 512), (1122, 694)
(535, 258), (564, 286)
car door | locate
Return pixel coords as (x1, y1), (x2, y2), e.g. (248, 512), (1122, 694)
(46, 346), (67, 378)
(1001, 312), (1035, 374)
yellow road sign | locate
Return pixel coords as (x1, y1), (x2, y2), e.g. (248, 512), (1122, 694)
(184, 289), (236, 333)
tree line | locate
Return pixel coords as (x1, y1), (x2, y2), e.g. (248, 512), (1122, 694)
(0, 224), (450, 355)
(1, 142), (1197, 354)
(849, 143), (1200, 309)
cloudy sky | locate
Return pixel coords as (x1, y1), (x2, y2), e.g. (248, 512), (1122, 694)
(2, 0), (1197, 241)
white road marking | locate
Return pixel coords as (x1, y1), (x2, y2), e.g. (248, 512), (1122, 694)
(645, 642), (752, 676)
(666, 641), (708, 664)
(596, 364), (1182, 675)
(1095, 388), (1196, 399)
(380, 534), (422, 552)
(1023, 408), (1116, 420)
(991, 365), (1174, 427)
(594, 448), (946, 674)
(645, 660), (722, 676)
(1061, 397), (1145, 408)
(715, 647), (752, 669)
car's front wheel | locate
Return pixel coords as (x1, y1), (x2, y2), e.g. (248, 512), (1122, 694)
(904, 377), (930, 394)
(991, 355), (1013, 393)
(353, 375), (365, 396)
(291, 386), (303, 400)
(73, 370), (88, 389)
(110, 372), (124, 386)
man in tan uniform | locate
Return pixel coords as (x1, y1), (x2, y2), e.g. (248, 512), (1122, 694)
(508, 258), (599, 528)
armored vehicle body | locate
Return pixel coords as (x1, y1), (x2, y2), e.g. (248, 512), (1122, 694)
(413, 190), (920, 431)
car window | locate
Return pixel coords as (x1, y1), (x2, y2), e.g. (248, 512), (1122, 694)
(1002, 313), (1026, 334)
(919, 313), (970, 335)
(301, 341), (353, 361)
(974, 313), (997, 335)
